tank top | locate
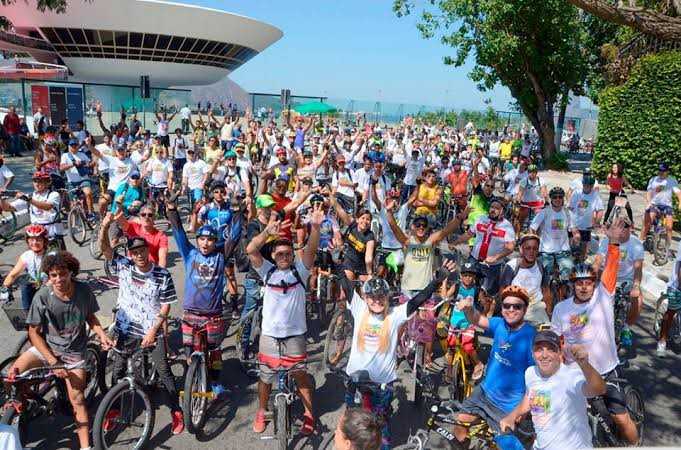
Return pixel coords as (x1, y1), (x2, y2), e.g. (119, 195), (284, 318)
(402, 237), (434, 291)
(415, 184), (439, 216)
(608, 175), (624, 194)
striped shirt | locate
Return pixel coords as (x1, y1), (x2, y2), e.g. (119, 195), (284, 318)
(113, 256), (177, 337)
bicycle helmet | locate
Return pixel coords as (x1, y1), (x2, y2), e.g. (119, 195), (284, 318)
(460, 261), (481, 277)
(518, 230), (540, 246)
(25, 224), (48, 239)
(570, 263), (596, 282)
(196, 224), (218, 239)
(500, 285), (530, 305)
(361, 278), (390, 297)
(582, 175), (595, 186)
(549, 186), (565, 198)
(527, 164), (538, 172)
(309, 193), (325, 205)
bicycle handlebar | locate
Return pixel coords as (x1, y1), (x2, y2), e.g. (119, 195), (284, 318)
(2, 364), (72, 382)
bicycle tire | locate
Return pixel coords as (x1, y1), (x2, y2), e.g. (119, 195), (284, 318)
(448, 357), (465, 402)
(89, 223), (103, 259)
(653, 232), (668, 266)
(275, 395), (288, 450)
(92, 380), (155, 450)
(317, 276), (329, 330)
(624, 385), (645, 445)
(182, 354), (208, 434)
(68, 209), (88, 245)
(104, 243), (127, 278)
(323, 309), (353, 372)
(408, 343), (424, 405)
(0, 210), (17, 243)
(84, 343), (105, 404)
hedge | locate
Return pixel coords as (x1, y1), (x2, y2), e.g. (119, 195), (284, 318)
(593, 51), (681, 189)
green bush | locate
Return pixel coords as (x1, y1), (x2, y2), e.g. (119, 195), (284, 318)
(593, 51), (681, 189)
(546, 151), (569, 171)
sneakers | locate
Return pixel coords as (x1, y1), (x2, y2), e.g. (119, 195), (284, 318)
(210, 383), (229, 399)
(253, 408), (267, 433)
(657, 340), (667, 358)
(102, 409), (120, 432)
(171, 410), (184, 435)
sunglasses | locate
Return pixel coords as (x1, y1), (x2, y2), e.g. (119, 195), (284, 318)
(502, 303), (525, 311)
(140, 212), (154, 218)
(550, 195), (564, 200)
(414, 222), (428, 229)
(213, 189), (226, 194)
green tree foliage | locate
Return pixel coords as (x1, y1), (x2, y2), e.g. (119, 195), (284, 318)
(415, 106), (506, 130)
(393, 0), (589, 159)
(0, 0), (71, 30)
(593, 50), (681, 188)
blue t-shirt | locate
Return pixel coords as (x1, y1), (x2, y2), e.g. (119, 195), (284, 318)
(294, 127), (305, 149)
(111, 183), (143, 214)
(450, 285), (478, 329)
(197, 201), (241, 247)
(481, 317), (536, 413)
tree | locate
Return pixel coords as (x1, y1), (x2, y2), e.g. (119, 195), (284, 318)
(393, 0), (589, 160)
(565, 0), (681, 41)
(0, 0), (72, 30)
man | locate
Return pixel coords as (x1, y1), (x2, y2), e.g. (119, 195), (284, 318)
(142, 144), (174, 215)
(9, 251), (113, 450)
(334, 407), (381, 450)
(500, 331), (606, 450)
(90, 142), (138, 217)
(180, 104), (192, 134)
(530, 186), (579, 314)
(453, 285), (536, 444)
(171, 128), (188, 174)
(331, 154), (357, 214)
(113, 204), (169, 267)
(181, 147), (209, 207)
(0, 155), (15, 192)
(401, 145), (425, 203)
(452, 197), (515, 301)
(499, 135), (513, 164)
(60, 138), (95, 218)
(246, 203), (322, 436)
(99, 216), (183, 435)
(551, 218), (639, 445)
(515, 164), (545, 234)
(154, 109), (177, 149)
(657, 241), (681, 357)
(500, 231), (547, 324)
(15, 171), (65, 249)
(447, 159), (469, 212)
(3, 106), (22, 156)
(568, 172), (604, 262)
(640, 162), (681, 250)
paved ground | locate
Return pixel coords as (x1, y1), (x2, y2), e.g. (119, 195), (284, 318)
(0, 155), (679, 449)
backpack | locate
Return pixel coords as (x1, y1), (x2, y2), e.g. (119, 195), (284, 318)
(264, 264), (305, 294)
(67, 152), (92, 178)
(234, 220), (253, 273)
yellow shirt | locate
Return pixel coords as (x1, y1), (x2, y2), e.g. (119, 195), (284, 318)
(415, 184), (439, 216)
(500, 142), (513, 160)
(204, 145), (222, 165)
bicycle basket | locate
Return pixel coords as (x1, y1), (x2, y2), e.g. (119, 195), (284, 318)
(1, 297), (27, 331)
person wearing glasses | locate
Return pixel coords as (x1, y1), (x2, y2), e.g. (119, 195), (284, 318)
(112, 203), (169, 268)
(450, 285), (536, 447)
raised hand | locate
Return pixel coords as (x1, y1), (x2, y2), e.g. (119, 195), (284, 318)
(310, 202), (325, 227)
(568, 344), (589, 364)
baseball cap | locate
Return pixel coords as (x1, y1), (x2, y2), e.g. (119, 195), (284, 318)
(534, 330), (561, 350)
(196, 225), (218, 239)
(255, 194), (276, 209)
(336, 154), (346, 162)
(659, 162), (669, 171)
(68, 138), (79, 146)
(224, 150), (237, 159)
(129, 170), (141, 179)
(126, 236), (148, 251)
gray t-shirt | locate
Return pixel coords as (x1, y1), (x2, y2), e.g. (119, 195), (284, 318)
(26, 281), (99, 360)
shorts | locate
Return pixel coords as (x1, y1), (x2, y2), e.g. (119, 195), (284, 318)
(28, 346), (85, 369)
(459, 386), (507, 433)
(341, 258), (367, 277)
(181, 311), (226, 351)
(315, 249), (335, 271)
(647, 204), (673, 217)
(190, 188), (204, 203)
(257, 334), (307, 384)
(578, 229), (592, 243)
(539, 251), (574, 285)
(470, 257), (503, 297)
(524, 301), (549, 326)
(68, 179), (91, 190)
(602, 369), (628, 415)
(666, 288), (681, 311)
(160, 135), (170, 148)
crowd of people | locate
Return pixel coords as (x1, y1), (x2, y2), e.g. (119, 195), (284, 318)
(0, 106), (678, 450)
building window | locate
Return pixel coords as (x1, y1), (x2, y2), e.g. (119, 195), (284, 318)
(156, 34), (171, 50)
(129, 32), (143, 48)
(168, 36), (183, 51)
(54, 28), (73, 44)
(143, 33), (157, 49)
(99, 30), (114, 46)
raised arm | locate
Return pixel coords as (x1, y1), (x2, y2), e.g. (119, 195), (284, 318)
(428, 206), (469, 245)
(303, 203), (323, 270)
(385, 201), (409, 246)
(330, 192), (353, 226)
(246, 216), (281, 269)
(600, 218), (625, 295)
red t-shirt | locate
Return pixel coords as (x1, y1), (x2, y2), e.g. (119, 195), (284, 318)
(125, 221), (168, 265)
(3, 113), (20, 135)
(271, 193), (294, 240)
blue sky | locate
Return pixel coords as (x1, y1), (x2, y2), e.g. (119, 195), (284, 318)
(183, 0), (514, 111)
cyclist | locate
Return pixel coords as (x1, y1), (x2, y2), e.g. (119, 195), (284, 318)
(530, 186), (579, 315)
(14, 171), (65, 250)
(551, 217), (639, 445)
(99, 216), (184, 435)
(142, 144), (174, 211)
(246, 203), (322, 436)
(411, 168), (443, 223)
(10, 251), (113, 450)
(657, 245), (681, 357)
(333, 197), (375, 280)
(452, 285), (536, 445)
(60, 138), (96, 219)
(446, 159), (469, 213)
(334, 407), (381, 450)
(514, 164), (545, 233)
(337, 260), (457, 449)
(500, 231), (547, 324)
(568, 172), (603, 262)
(113, 204), (169, 267)
(0, 224), (49, 310)
(401, 146), (425, 203)
(171, 127), (188, 174)
(500, 331), (606, 450)
(166, 196), (231, 396)
(640, 162), (681, 250)
(331, 154), (357, 214)
(90, 142), (138, 218)
(304, 192), (342, 299)
(466, 176), (495, 231)
(181, 147), (209, 209)
(368, 186), (407, 279)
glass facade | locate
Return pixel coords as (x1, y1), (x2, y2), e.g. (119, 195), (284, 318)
(39, 27), (258, 71)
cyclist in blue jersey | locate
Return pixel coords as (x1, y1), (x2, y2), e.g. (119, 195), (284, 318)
(196, 180), (243, 319)
(166, 193), (237, 396)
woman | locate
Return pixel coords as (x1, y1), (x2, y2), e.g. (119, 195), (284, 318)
(604, 163), (634, 223)
(114, 204), (169, 267)
(339, 260), (456, 449)
(203, 136), (223, 165)
(334, 202), (375, 281)
(1, 224), (49, 309)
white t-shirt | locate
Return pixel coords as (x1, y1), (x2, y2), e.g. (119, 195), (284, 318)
(332, 169), (355, 198)
(668, 240), (681, 289)
(470, 217), (515, 263)
(488, 141), (500, 158)
(345, 291), (409, 384)
(525, 363), (592, 450)
(101, 156), (136, 192)
(147, 158), (173, 187)
(182, 159), (208, 190)
(364, 172), (391, 214)
(378, 205), (408, 250)
(597, 236), (643, 283)
(507, 258), (543, 306)
(404, 157), (425, 186)
(172, 135), (188, 160)
(352, 168), (371, 194)
(0, 165), (15, 187)
(29, 190), (63, 237)
(0, 424), (22, 450)
(504, 168), (526, 196)
(60, 151), (90, 183)
(256, 259), (310, 338)
(551, 284), (619, 375)
(220, 123), (234, 142)
(531, 207), (574, 253)
(157, 119), (169, 137)
(95, 143), (113, 171)
(519, 176), (544, 203)
(569, 177), (600, 195)
(568, 190), (603, 230)
(20, 250), (43, 283)
(180, 106), (191, 120)
(647, 175), (680, 207)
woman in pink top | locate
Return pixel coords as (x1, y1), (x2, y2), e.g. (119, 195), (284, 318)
(604, 163), (634, 223)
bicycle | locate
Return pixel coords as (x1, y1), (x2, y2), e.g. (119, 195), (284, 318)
(645, 206), (669, 266)
(653, 288), (681, 349)
(323, 301), (353, 372)
(0, 190), (18, 244)
(233, 298), (263, 375)
(66, 185), (98, 246)
(614, 281), (634, 351)
(92, 346), (158, 450)
(541, 251), (572, 310)
(314, 264), (337, 331)
(103, 236), (129, 279)
(587, 378), (645, 447)
(146, 185), (171, 231)
(439, 327), (477, 402)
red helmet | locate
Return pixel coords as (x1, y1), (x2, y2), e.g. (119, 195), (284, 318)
(25, 224), (48, 239)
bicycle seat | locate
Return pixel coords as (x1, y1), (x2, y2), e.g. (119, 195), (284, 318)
(348, 370), (372, 384)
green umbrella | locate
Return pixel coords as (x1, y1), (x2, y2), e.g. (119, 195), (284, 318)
(292, 101), (337, 115)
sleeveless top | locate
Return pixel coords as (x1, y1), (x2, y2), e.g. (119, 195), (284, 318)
(402, 237), (434, 291)
(415, 184), (439, 216)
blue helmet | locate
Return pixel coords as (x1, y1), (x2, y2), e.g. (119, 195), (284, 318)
(196, 224), (218, 239)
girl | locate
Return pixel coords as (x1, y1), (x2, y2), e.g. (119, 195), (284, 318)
(1, 224), (49, 309)
(333, 201), (375, 281)
(604, 163), (634, 223)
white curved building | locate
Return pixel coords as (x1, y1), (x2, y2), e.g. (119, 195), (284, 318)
(1, 0), (283, 86)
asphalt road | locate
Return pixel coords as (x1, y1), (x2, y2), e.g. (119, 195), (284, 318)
(0, 155), (679, 449)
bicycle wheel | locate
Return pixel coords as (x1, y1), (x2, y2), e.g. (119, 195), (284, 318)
(0, 210), (17, 244)
(317, 276), (329, 329)
(89, 223), (103, 259)
(182, 354), (208, 434)
(274, 395), (289, 450)
(104, 243), (127, 278)
(323, 308), (353, 372)
(84, 343), (105, 404)
(448, 357), (465, 402)
(653, 231), (669, 266)
(92, 380), (155, 450)
(68, 208), (88, 245)
(625, 385), (645, 445)
(408, 343), (424, 405)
